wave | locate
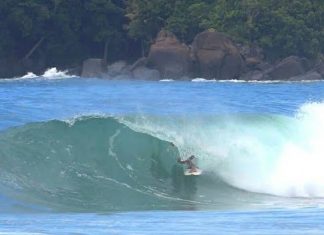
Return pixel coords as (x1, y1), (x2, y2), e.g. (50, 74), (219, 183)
(21, 72), (38, 79)
(42, 67), (74, 79)
(0, 102), (324, 211)
(159, 79), (174, 82)
(0, 116), (229, 212)
(3, 68), (74, 81)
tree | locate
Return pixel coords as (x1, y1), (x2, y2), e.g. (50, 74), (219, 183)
(126, 0), (174, 55)
(206, 0), (323, 59)
(0, 0), (323, 76)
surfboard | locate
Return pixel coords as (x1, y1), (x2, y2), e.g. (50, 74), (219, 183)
(184, 168), (202, 176)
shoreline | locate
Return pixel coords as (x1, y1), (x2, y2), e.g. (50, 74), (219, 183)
(1, 30), (323, 82)
(1, 70), (324, 83)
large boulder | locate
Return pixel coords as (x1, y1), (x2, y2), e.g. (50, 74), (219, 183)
(267, 56), (307, 80)
(147, 30), (192, 78)
(289, 71), (322, 81)
(132, 66), (160, 80)
(192, 30), (244, 79)
(81, 58), (107, 78)
(238, 44), (264, 68)
(240, 70), (269, 81)
(107, 60), (132, 78)
(107, 61), (128, 76)
(130, 57), (148, 71)
(66, 66), (81, 76)
(314, 61), (324, 78)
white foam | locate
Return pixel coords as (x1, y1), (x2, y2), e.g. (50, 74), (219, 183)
(267, 102), (324, 197)
(159, 79), (174, 82)
(0, 67), (75, 81)
(192, 78), (216, 82)
(215, 102), (324, 197)
(21, 72), (38, 79)
(42, 67), (73, 79)
(61, 113), (109, 126)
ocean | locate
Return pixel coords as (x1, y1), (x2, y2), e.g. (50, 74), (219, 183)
(0, 69), (324, 234)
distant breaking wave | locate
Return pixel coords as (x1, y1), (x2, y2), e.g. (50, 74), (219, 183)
(21, 72), (38, 79)
(18, 68), (73, 80)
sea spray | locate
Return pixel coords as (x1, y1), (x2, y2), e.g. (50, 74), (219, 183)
(42, 67), (73, 79)
(268, 102), (324, 197)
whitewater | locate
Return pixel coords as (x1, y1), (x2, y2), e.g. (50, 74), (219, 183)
(1, 70), (324, 234)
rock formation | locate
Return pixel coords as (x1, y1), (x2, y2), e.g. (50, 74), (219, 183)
(147, 30), (192, 78)
(267, 56), (308, 80)
(81, 58), (107, 78)
(192, 29), (244, 79)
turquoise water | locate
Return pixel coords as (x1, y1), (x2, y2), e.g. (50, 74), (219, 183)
(1, 74), (324, 233)
(1, 209), (324, 234)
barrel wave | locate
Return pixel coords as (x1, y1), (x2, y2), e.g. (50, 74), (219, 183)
(0, 117), (200, 211)
(0, 102), (324, 212)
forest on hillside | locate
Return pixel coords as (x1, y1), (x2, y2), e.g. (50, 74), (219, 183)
(0, 0), (323, 74)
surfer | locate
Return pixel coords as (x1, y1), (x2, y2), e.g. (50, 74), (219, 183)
(177, 155), (198, 173)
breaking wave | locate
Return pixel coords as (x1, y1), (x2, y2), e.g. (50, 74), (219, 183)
(17, 68), (73, 80)
(0, 102), (324, 212)
(120, 102), (324, 198)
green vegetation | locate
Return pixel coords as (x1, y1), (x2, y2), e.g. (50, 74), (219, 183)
(0, 0), (323, 72)
(0, 0), (132, 68)
(127, 0), (323, 60)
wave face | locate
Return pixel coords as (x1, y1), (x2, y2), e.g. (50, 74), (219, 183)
(0, 102), (324, 212)
(0, 117), (192, 211)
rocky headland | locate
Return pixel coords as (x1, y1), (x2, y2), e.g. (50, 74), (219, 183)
(79, 29), (324, 81)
